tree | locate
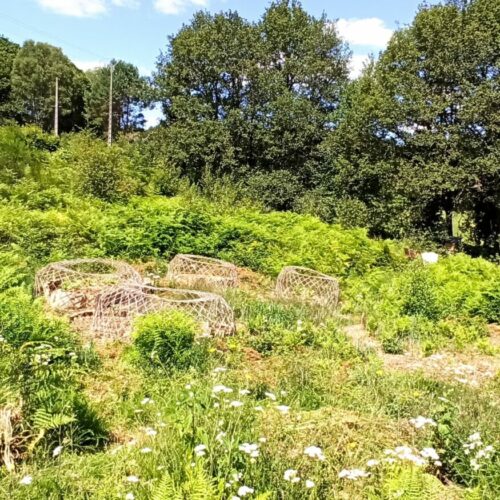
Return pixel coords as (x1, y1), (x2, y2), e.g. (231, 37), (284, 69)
(154, 0), (349, 196)
(0, 36), (20, 123)
(320, 0), (500, 251)
(10, 41), (86, 132)
(84, 60), (150, 136)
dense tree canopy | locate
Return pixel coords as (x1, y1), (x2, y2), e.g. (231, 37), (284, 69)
(320, 0), (500, 250)
(10, 41), (87, 132)
(0, 36), (20, 123)
(0, 0), (498, 253)
(155, 0), (349, 183)
(84, 60), (150, 137)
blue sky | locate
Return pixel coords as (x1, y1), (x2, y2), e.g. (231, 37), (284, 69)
(0, 0), (440, 125)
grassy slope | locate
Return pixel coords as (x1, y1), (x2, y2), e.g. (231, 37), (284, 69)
(0, 195), (499, 498)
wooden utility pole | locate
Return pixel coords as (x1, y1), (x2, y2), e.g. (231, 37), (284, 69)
(54, 77), (59, 136)
(107, 64), (114, 146)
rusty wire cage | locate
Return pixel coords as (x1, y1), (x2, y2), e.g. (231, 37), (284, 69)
(92, 284), (235, 340)
(35, 259), (143, 314)
(166, 254), (238, 290)
(275, 266), (340, 309)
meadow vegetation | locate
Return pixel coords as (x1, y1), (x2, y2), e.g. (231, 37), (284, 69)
(0, 124), (498, 499)
(0, 0), (499, 497)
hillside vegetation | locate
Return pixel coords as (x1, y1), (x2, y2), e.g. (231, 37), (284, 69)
(0, 0), (499, 497)
(0, 125), (499, 499)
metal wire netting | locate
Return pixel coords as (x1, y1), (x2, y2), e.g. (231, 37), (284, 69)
(166, 254), (238, 290)
(92, 284), (235, 339)
(35, 259), (143, 313)
(275, 266), (340, 309)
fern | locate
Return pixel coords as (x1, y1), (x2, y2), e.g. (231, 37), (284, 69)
(152, 464), (218, 500)
(382, 466), (447, 500)
(33, 408), (76, 431)
(152, 472), (183, 500)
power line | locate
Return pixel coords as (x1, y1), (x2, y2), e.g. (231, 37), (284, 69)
(0, 10), (112, 62)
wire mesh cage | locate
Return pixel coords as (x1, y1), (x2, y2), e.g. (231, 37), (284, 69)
(92, 284), (235, 340)
(166, 254), (238, 290)
(35, 259), (143, 313)
(275, 266), (340, 309)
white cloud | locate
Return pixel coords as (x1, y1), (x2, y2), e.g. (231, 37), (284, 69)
(154, 0), (208, 15)
(337, 18), (393, 47)
(73, 60), (107, 71)
(37, 0), (107, 17)
(37, 0), (139, 17)
(111, 0), (140, 7)
(349, 54), (370, 79)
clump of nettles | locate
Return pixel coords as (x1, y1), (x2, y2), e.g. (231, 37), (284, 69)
(132, 310), (208, 370)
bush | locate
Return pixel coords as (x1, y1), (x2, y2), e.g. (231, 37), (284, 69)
(0, 288), (106, 457)
(64, 133), (139, 202)
(243, 170), (303, 211)
(132, 310), (206, 369)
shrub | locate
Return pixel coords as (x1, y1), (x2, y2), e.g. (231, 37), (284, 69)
(65, 133), (138, 202)
(132, 310), (206, 370)
(0, 288), (106, 457)
(243, 170), (303, 211)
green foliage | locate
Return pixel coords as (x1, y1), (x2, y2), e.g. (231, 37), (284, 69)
(347, 256), (499, 353)
(133, 310), (206, 370)
(0, 287), (106, 457)
(84, 60), (150, 136)
(382, 466), (448, 499)
(152, 464), (218, 500)
(11, 41), (86, 132)
(155, 1), (349, 187)
(0, 35), (20, 122)
(66, 133), (139, 202)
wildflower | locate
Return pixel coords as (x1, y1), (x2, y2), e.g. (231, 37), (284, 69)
(409, 416), (437, 429)
(254, 406), (264, 412)
(52, 445), (63, 457)
(212, 384), (233, 394)
(469, 432), (481, 442)
(470, 458), (481, 471)
(213, 367), (227, 373)
(141, 397), (154, 405)
(194, 444), (207, 457)
(144, 427), (157, 436)
(280, 390), (288, 396)
(338, 469), (370, 480)
(238, 485), (254, 496)
(239, 389), (251, 396)
(392, 446), (426, 466)
(420, 448), (439, 461)
(276, 405), (290, 414)
(304, 446), (325, 461)
(216, 431), (227, 443)
(265, 392), (276, 401)
(305, 479), (315, 488)
(284, 469), (300, 483)
(0, 335), (5, 342)
(239, 443), (260, 458)
(141, 447), (152, 454)
(230, 400), (244, 408)
(125, 494), (135, 500)
(19, 475), (33, 486)
(258, 437), (267, 443)
(185, 384), (192, 390)
(366, 459), (379, 467)
(126, 475), (140, 483)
